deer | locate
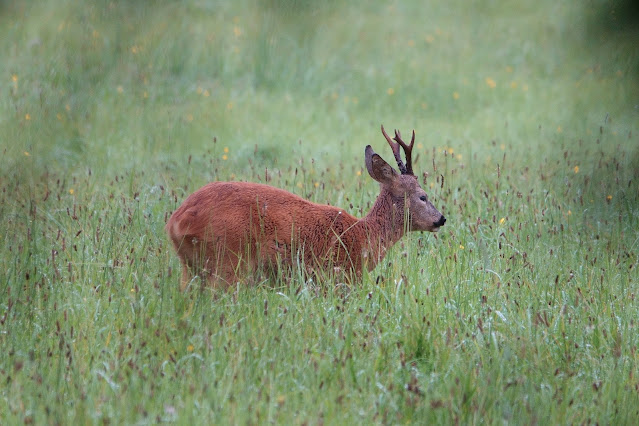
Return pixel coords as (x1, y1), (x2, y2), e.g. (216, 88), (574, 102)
(166, 125), (446, 289)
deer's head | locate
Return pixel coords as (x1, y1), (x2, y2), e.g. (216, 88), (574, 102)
(364, 125), (446, 232)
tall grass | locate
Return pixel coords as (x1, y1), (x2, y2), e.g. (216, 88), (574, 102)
(1, 0), (638, 423)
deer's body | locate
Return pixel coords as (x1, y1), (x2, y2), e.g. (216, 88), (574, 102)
(167, 126), (445, 288)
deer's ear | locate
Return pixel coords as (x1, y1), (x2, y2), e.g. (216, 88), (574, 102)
(365, 145), (399, 184)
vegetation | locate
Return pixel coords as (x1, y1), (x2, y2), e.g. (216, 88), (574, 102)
(1, 0), (638, 423)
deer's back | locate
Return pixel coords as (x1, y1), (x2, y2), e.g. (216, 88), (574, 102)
(166, 181), (359, 248)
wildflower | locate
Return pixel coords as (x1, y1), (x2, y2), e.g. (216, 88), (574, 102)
(425, 35), (434, 44)
(485, 77), (496, 89)
(573, 166), (579, 173)
(356, 170), (361, 176)
(510, 81), (518, 89)
(459, 244), (464, 250)
(24, 151), (30, 156)
(557, 126), (562, 133)
(203, 90), (210, 97)
(117, 86), (124, 94)
(606, 195), (612, 202)
(69, 189), (74, 195)
(499, 217), (505, 225)
(233, 26), (242, 37)
(314, 182), (319, 188)
(25, 113), (31, 120)
(387, 88), (395, 95)
(222, 154), (228, 161)
(187, 345), (194, 352)
(224, 147), (229, 153)
(407, 39), (415, 47)
(453, 92), (460, 100)
(12, 74), (18, 82)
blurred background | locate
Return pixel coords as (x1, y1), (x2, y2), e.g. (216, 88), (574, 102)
(1, 0), (637, 188)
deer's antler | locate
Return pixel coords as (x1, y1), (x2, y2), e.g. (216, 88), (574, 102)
(393, 129), (415, 175)
(381, 125), (415, 175)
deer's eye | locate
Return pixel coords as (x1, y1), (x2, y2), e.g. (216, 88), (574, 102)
(419, 195), (427, 202)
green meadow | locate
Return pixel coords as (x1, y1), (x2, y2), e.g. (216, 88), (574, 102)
(2, 0), (638, 423)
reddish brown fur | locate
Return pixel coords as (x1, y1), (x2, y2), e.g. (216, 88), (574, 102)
(166, 126), (445, 289)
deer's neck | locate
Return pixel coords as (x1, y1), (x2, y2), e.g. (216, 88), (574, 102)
(356, 189), (406, 269)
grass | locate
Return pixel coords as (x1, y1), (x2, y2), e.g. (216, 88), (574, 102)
(1, 0), (639, 423)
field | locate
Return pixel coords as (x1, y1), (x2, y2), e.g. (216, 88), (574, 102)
(1, 0), (639, 423)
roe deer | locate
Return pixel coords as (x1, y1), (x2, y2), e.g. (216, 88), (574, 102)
(166, 125), (446, 289)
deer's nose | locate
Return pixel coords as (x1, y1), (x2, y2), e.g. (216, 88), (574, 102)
(434, 215), (446, 227)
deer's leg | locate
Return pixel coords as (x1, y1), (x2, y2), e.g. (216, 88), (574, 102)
(179, 264), (191, 291)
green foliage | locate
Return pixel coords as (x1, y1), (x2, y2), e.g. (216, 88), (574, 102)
(1, 0), (638, 423)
